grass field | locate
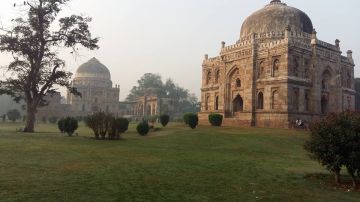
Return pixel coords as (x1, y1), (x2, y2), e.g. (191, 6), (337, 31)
(0, 122), (359, 202)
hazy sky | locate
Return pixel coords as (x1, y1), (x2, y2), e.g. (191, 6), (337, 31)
(0, 0), (359, 100)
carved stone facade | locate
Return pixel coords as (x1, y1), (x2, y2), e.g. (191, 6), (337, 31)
(199, 0), (356, 128)
(119, 95), (174, 120)
(67, 57), (121, 117)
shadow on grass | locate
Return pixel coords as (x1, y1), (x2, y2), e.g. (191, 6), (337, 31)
(305, 173), (360, 192)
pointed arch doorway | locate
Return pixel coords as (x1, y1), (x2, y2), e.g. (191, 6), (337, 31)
(232, 94), (244, 116)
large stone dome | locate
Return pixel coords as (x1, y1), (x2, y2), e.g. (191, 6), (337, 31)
(240, 0), (313, 39)
(75, 57), (111, 81)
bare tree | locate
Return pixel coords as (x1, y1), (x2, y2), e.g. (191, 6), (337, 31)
(0, 0), (99, 132)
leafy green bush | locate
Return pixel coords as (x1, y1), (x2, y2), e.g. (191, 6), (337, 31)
(6, 109), (21, 122)
(109, 118), (129, 140)
(187, 113), (199, 129)
(183, 113), (193, 125)
(137, 121), (150, 136)
(58, 118), (65, 133)
(48, 116), (58, 124)
(304, 111), (360, 189)
(63, 117), (79, 136)
(160, 114), (170, 127)
(85, 112), (112, 139)
(208, 114), (223, 127)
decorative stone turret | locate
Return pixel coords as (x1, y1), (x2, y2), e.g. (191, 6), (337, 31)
(204, 54), (209, 60)
(221, 41), (226, 48)
(311, 29), (317, 45)
(335, 39), (340, 51)
(347, 50), (354, 64)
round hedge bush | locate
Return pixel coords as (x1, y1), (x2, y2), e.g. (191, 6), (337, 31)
(63, 117), (79, 136)
(137, 121), (150, 136)
(183, 113), (193, 125)
(208, 114), (223, 127)
(187, 113), (199, 129)
(57, 118), (65, 133)
(160, 114), (170, 127)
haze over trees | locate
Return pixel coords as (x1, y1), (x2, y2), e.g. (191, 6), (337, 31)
(0, 0), (98, 133)
(126, 73), (200, 117)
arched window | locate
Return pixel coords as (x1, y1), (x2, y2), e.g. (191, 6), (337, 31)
(206, 71), (212, 85)
(305, 91), (310, 111)
(257, 92), (264, 110)
(205, 95), (210, 111)
(304, 60), (310, 79)
(272, 59), (280, 77)
(147, 105), (151, 115)
(321, 94), (329, 114)
(347, 72), (352, 88)
(271, 90), (280, 110)
(293, 88), (299, 111)
(293, 58), (299, 77)
(258, 61), (265, 78)
(322, 70), (331, 90)
(215, 96), (219, 110)
(347, 96), (352, 109)
(233, 95), (243, 112)
(236, 78), (241, 88)
(215, 70), (220, 84)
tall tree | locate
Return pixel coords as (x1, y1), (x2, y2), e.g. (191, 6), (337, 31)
(0, 0), (99, 132)
(126, 73), (164, 101)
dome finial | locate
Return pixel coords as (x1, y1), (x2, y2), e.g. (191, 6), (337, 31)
(270, 0), (282, 3)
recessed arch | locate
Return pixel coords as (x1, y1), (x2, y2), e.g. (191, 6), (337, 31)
(257, 92), (264, 110)
(233, 94), (244, 112)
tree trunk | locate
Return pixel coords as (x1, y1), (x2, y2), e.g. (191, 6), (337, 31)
(333, 170), (341, 185)
(23, 105), (36, 133)
(347, 167), (358, 189)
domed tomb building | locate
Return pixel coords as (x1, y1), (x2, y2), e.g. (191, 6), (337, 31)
(199, 0), (356, 128)
(67, 57), (121, 116)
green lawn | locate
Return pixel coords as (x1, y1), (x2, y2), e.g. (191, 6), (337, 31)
(0, 122), (359, 202)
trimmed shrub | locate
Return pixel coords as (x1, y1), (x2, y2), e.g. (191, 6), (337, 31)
(58, 118), (65, 133)
(183, 113), (193, 125)
(63, 117), (79, 136)
(187, 113), (199, 129)
(160, 114), (170, 127)
(6, 109), (21, 122)
(48, 116), (58, 124)
(85, 112), (112, 139)
(208, 114), (223, 127)
(109, 118), (130, 140)
(137, 121), (150, 136)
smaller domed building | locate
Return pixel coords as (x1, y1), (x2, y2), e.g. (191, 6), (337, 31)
(199, 0), (356, 128)
(67, 57), (120, 115)
(36, 58), (176, 122)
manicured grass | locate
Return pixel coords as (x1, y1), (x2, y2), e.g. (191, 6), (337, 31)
(0, 122), (359, 201)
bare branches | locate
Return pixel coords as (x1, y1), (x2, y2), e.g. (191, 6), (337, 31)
(0, 0), (98, 132)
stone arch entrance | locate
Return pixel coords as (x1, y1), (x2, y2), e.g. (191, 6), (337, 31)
(233, 95), (244, 113)
(321, 94), (329, 115)
(225, 67), (242, 117)
(321, 68), (334, 115)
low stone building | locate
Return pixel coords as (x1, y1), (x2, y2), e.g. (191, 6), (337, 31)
(199, 0), (356, 128)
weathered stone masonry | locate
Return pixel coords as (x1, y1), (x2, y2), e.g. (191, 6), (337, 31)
(199, 0), (356, 128)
